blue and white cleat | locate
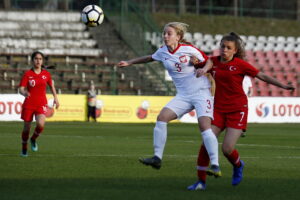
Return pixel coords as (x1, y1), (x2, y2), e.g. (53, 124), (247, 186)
(232, 160), (244, 186)
(187, 181), (206, 191)
(20, 149), (28, 157)
(30, 139), (38, 152)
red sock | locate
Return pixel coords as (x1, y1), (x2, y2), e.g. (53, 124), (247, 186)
(225, 149), (241, 167)
(197, 144), (210, 183)
(21, 130), (30, 150)
(31, 126), (44, 141)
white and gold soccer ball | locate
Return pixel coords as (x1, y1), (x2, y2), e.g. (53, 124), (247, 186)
(81, 5), (104, 27)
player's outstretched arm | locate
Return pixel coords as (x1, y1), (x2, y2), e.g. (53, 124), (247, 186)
(256, 72), (295, 91)
(117, 55), (153, 68)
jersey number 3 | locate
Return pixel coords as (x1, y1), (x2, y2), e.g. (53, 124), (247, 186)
(175, 63), (182, 72)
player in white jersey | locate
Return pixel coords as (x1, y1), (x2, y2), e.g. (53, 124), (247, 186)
(117, 22), (221, 177)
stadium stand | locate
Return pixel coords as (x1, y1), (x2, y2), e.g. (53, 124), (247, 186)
(0, 11), (161, 95)
(0, 8), (298, 96)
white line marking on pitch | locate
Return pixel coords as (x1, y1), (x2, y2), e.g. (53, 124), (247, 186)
(0, 154), (299, 159)
(0, 134), (299, 149)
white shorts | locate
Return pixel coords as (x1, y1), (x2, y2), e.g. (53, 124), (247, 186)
(165, 88), (214, 119)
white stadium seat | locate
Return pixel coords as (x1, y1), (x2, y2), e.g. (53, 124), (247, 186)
(184, 32), (193, 43)
(274, 43), (285, 51)
(240, 35), (247, 42)
(195, 40), (204, 49)
(296, 37), (300, 44)
(253, 42), (265, 51)
(214, 34), (223, 43)
(277, 36), (286, 44)
(247, 35), (257, 42)
(193, 32), (203, 42)
(263, 42), (275, 51)
(0, 11), (80, 22)
(284, 43), (295, 52)
(286, 36), (296, 44)
(267, 36), (276, 43)
(257, 35), (267, 43)
(245, 41), (255, 50)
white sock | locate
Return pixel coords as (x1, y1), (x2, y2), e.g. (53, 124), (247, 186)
(201, 128), (219, 166)
(153, 121), (167, 159)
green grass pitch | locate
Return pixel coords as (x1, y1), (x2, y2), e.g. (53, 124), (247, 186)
(0, 122), (299, 200)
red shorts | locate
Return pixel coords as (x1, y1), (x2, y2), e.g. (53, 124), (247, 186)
(21, 105), (47, 122)
(212, 107), (248, 130)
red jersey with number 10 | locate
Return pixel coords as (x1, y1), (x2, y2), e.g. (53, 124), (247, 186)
(19, 69), (53, 109)
(210, 56), (259, 112)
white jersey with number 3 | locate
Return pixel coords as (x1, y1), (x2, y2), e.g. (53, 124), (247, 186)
(152, 44), (211, 96)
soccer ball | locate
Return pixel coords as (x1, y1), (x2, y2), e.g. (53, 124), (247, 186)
(81, 5), (104, 27)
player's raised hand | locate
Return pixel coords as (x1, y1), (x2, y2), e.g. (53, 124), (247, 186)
(285, 82), (295, 91)
(117, 61), (130, 68)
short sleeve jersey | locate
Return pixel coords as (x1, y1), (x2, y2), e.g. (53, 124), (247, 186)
(242, 75), (253, 96)
(19, 69), (53, 109)
(152, 44), (210, 96)
(210, 56), (259, 112)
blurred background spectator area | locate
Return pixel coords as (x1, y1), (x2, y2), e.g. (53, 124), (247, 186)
(0, 0), (299, 96)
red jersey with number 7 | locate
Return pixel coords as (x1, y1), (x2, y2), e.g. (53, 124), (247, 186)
(210, 56), (259, 112)
(19, 69), (53, 109)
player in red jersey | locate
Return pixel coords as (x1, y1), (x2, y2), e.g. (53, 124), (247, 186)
(19, 51), (59, 157)
(188, 32), (295, 190)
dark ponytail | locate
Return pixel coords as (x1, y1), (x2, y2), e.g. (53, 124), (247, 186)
(221, 32), (246, 59)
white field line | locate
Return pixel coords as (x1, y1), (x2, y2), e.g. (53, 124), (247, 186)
(0, 154), (299, 159)
(0, 134), (299, 149)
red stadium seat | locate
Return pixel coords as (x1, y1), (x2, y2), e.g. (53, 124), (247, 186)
(269, 84), (280, 96)
(276, 50), (286, 58)
(258, 86), (270, 96)
(266, 50), (276, 59)
(257, 56), (268, 66)
(255, 50), (265, 58)
(275, 73), (285, 81)
(268, 56), (277, 65)
(278, 58), (289, 67)
(256, 80), (269, 96)
(285, 72), (297, 82)
(286, 51), (297, 59)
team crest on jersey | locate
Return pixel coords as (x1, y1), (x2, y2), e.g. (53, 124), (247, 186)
(42, 75), (46, 79)
(229, 66), (237, 71)
(179, 55), (188, 63)
(29, 80), (36, 87)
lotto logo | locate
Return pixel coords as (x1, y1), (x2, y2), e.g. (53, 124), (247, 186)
(256, 103), (269, 118)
